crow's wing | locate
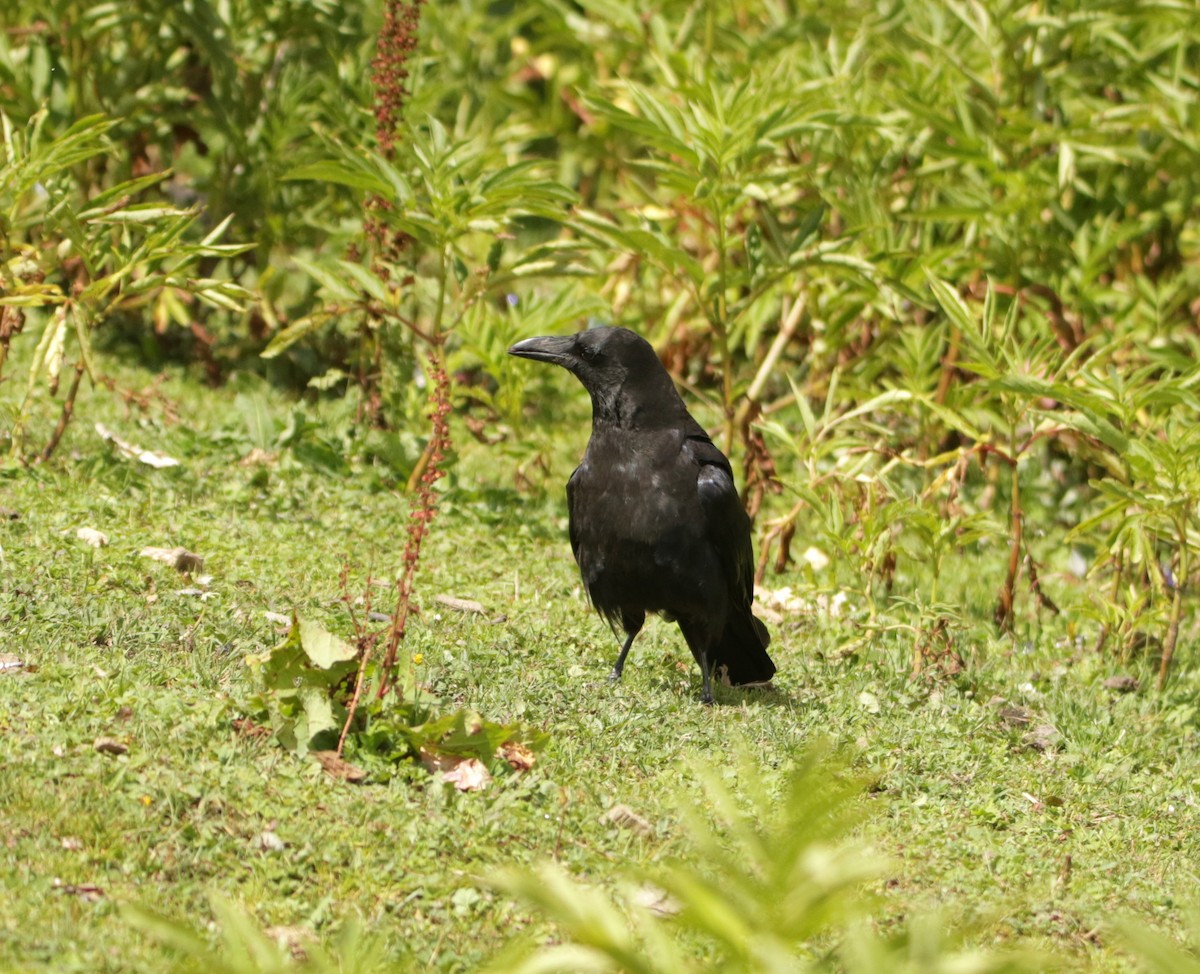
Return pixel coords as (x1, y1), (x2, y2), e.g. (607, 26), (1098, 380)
(683, 434), (756, 613)
(566, 461), (583, 565)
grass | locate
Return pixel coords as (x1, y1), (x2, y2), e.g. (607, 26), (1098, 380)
(2, 353), (1199, 973)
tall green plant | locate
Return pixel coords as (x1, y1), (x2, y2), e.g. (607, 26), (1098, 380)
(0, 108), (250, 459)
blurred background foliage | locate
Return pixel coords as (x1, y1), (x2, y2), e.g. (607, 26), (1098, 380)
(3, 0), (1200, 664)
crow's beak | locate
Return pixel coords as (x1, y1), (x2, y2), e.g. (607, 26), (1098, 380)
(508, 334), (576, 366)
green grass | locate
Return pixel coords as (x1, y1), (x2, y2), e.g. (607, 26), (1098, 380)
(2, 356), (1199, 973)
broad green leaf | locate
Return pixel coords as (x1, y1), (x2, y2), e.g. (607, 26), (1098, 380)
(298, 619), (358, 669)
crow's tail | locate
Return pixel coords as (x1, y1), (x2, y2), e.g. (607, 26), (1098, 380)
(711, 610), (775, 686)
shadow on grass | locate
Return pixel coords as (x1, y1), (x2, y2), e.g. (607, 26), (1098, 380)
(716, 681), (798, 709)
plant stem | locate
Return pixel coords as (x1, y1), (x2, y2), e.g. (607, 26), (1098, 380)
(39, 359), (86, 463)
(1094, 552), (1124, 655)
(711, 200), (734, 453)
(996, 428), (1022, 630)
(734, 293), (805, 431)
(1156, 516), (1189, 690)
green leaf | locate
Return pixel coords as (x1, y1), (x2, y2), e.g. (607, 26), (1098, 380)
(925, 273), (977, 334)
(283, 159), (391, 195)
(292, 256), (360, 303)
(335, 260), (393, 305)
(260, 312), (336, 359)
(298, 618), (358, 669)
(235, 393), (276, 450)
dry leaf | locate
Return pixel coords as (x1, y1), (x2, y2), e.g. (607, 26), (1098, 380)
(1024, 724), (1062, 752)
(52, 879), (105, 901)
(259, 830), (286, 852)
(311, 750), (368, 783)
(1103, 674), (1139, 693)
(0, 654), (26, 675)
(95, 422), (180, 468)
(995, 703), (1035, 727)
(497, 741), (535, 771)
(442, 758), (491, 792)
(418, 747), (458, 774)
(240, 448), (278, 467)
(801, 546), (830, 571)
(140, 546), (204, 573)
(232, 717), (271, 739)
(93, 737), (128, 756)
(264, 926), (312, 962)
(76, 527), (108, 548)
(175, 588), (215, 600)
(600, 803), (654, 837)
(435, 595), (486, 614)
(631, 883), (681, 917)
(756, 586), (809, 614)
(419, 748), (492, 791)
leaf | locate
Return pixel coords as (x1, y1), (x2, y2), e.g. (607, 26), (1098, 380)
(234, 393), (276, 450)
(925, 272), (977, 333)
(244, 615), (359, 757)
(311, 750), (368, 783)
(334, 259), (393, 304)
(283, 159), (391, 195)
(572, 210), (704, 286)
(292, 256), (360, 303)
(1049, 408), (1130, 456)
(260, 312), (336, 359)
(298, 618), (357, 669)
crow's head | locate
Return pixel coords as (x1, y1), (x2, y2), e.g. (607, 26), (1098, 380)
(509, 326), (684, 426)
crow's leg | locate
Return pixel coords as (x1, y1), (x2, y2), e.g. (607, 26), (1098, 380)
(698, 651), (714, 706)
(609, 610), (645, 681)
(678, 617), (715, 705)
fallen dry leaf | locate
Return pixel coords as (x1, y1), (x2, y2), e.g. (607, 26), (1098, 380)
(801, 546), (830, 571)
(497, 741), (536, 771)
(259, 830), (286, 852)
(435, 595), (486, 614)
(93, 737), (128, 756)
(1103, 674), (1139, 693)
(95, 422), (180, 468)
(175, 588), (217, 600)
(418, 748), (458, 774)
(442, 758), (491, 792)
(52, 879), (105, 901)
(240, 447), (278, 467)
(265, 926), (312, 962)
(311, 750), (368, 783)
(994, 702), (1035, 727)
(140, 546), (204, 573)
(419, 749), (491, 791)
(0, 654), (26, 675)
(631, 883), (681, 917)
(1024, 724), (1062, 752)
(600, 803), (654, 837)
(232, 717), (271, 740)
(76, 527), (108, 548)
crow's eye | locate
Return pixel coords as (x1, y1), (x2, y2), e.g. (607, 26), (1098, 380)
(580, 343), (600, 362)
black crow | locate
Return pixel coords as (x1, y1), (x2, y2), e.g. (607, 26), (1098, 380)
(509, 326), (775, 704)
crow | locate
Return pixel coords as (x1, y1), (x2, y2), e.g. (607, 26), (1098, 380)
(509, 325), (775, 704)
